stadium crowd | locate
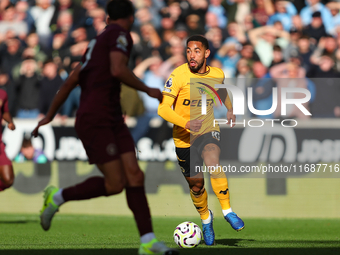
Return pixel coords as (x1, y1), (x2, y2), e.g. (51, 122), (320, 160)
(1, 0), (340, 127)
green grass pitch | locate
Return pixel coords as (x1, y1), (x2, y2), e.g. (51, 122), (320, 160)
(0, 214), (339, 255)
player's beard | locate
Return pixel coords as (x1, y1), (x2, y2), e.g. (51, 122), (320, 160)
(188, 59), (205, 72)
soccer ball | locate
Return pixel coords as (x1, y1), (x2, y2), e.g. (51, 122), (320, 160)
(173, 221), (202, 248)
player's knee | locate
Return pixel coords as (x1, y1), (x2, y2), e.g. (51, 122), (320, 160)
(105, 179), (126, 195)
(125, 165), (144, 186)
(191, 184), (204, 195)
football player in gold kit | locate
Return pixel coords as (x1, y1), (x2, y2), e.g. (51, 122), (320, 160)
(158, 35), (244, 245)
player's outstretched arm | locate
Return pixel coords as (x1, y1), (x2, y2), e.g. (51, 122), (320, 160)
(110, 51), (162, 102)
(32, 64), (81, 137)
(157, 95), (204, 131)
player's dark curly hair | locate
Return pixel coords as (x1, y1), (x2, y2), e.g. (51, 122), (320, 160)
(186, 35), (209, 50)
(106, 0), (135, 21)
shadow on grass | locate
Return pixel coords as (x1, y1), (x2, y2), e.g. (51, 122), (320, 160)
(215, 238), (255, 246)
(0, 220), (39, 224)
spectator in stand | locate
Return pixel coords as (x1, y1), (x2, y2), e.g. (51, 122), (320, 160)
(25, 33), (48, 68)
(15, 1), (35, 34)
(206, 27), (223, 64)
(300, 0), (334, 35)
(16, 58), (41, 118)
(0, 0), (11, 19)
(250, 61), (274, 118)
(214, 42), (241, 77)
(205, 11), (220, 31)
(38, 61), (63, 117)
(303, 11), (327, 43)
(223, 21), (247, 45)
(326, 1), (340, 28)
(0, 38), (23, 75)
(251, 0), (274, 26)
(207, 0), (227, 29)
(49, 0), (75, 33)
(72, 0), (98, 39)
(297, 34), (314, 73)
(311, 36), (337, 68)
(139, 23), (162, 59)
(291, 15), (304, 32)
(53, 10), (74, 37)
(58, 27), (89, 72)
(132, 56), (164, 143)
(30, 0), (55, 51)
(269, 44), (284, 68)
(239, 42), (260, 65)
(267, 0), (297, 31)
(270, 62), (310, 119)
(225, 0), (251, 28)
(89, 7), (106, 35)
(0, 4), (28, 42)
(307, 54), (340, 118)
(284, 27), (301, 62)
(248, 25), (290, 67)
(167, 1), (182, 25)
(186, 14), (205, 36)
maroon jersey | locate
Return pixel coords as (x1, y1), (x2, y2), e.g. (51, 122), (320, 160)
(0, 89), (9, 141)
(77, 24), (133, 126)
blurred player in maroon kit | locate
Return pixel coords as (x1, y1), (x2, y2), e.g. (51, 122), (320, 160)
(0, 89), (16, 192)
(32, 1), (177, 254)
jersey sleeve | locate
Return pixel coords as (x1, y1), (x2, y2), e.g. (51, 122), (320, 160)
(108, 30), (131, 57)
(162, 72), (181, 99)
(158, 72), (188, 128)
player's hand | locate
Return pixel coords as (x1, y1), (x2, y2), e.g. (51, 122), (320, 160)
(31, 116), (53, 138)
(147, 88), (163, 103)
(185, 119), (203, 132)
(227, 110), (236, 128)
(7, 122), (15, 130)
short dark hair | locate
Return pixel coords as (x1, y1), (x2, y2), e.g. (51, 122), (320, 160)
(273, 44), (282, 52)
(106, 0), (134, 21)
(186, 35), (209, 50)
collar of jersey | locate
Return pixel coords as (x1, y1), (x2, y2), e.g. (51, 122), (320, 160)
(187, 64), (211, 76)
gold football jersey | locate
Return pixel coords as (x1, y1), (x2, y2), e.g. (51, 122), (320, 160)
(162, 63), (225, 148)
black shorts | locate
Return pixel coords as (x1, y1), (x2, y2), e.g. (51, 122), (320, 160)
(175, 131), (220, 177)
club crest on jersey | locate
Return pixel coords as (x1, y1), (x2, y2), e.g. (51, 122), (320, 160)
(117, 35), (128, 52)
(198, 87), (206, 95)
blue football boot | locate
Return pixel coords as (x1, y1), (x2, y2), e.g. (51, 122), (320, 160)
(224, 212), (244, 231)
(202, 209), (215, 245)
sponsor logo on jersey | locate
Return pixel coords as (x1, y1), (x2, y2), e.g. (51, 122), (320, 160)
(182, 99), (214, 107)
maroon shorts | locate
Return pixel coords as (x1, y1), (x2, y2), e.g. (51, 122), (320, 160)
(75, 120), (135, 165)
(0, 142), (11, 166)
